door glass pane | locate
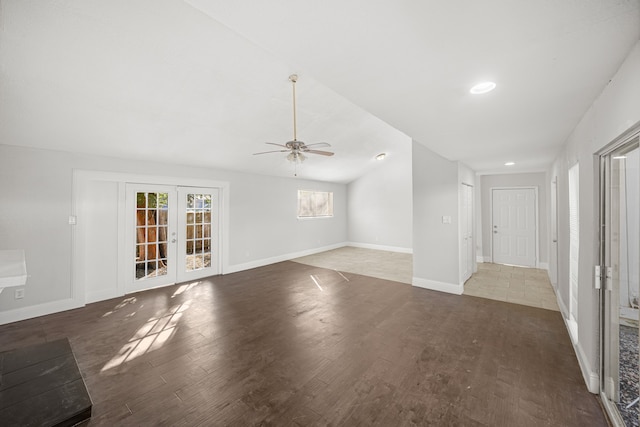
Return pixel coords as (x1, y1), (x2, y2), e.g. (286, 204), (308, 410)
(185, 193), (212, 272)
(135, 192), (169, 280)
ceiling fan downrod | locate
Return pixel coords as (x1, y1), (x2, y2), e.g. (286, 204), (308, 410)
(290, 74), (298, 142)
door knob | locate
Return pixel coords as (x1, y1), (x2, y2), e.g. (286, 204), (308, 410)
(493, 231), (498, 234)
(171, 238), (176, 243)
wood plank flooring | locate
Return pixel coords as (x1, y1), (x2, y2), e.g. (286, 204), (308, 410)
(0, 261), (607, 426)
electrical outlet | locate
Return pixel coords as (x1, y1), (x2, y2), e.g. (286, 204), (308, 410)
(15, 288), (25, 299)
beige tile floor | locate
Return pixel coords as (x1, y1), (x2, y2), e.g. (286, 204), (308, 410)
(292, 247), (559, 311)
(464, 262), (560, 311)
(292, 246), (413, 284)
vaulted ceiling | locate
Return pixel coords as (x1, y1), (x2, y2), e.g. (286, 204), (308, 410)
(1, 1), (638, 182)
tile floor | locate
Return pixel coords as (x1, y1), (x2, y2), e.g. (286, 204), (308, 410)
(463, 262), (559, 311)
(293, 247), (560, 311)
(293, 246), (413, 285)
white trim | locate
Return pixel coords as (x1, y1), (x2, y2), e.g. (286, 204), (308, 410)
(537, 262), (549, 271)
(476, 256), (484, 263)
(600, 392), (627, 427)
(0, 297), (83, 326)
(347, 242), (413, 254)
(86, 289), (119, 304)
(227, 242), (348, 274)
(557, 292), (599, 393)
(412, 277), (464, 295)
(489, 186), (539, 267)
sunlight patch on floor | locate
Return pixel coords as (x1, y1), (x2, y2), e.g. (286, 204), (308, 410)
(102, 297), (138, 318)
(101, 301), (190, 372)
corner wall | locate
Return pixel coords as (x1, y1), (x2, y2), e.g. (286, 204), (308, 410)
(412, 141), (461, 293)
(347, 136), (413, 252)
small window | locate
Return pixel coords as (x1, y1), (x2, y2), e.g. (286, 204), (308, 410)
(297, 190), (333, 218)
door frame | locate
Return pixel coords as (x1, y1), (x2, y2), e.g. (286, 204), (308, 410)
(489, 186), (539, 268)
(72, 170), (230, 303)
(596, 123), (640, 426)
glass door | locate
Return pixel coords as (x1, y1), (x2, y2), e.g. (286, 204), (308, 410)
(601, 136), (639, 426)
(176, 187), (219, 283)
(126, 185), (220, 293)
(126, 184), (177, 293)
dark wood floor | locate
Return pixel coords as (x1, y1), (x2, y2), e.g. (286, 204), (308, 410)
(0, 261), (607, 426)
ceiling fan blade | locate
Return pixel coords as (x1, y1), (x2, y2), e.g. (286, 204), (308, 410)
(306, 150), (334, 156)
(253, 149), (289, 155)
(265, 142), (288, 148)
(304, 142), (331, 148)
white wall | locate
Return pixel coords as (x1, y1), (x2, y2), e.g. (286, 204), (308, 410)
(412, 141), (461, 293)
(549, 41), (640, 393)
(479, 172), (549, 267)
(347, 136), (412, 252)
(0, 144), (347, 324)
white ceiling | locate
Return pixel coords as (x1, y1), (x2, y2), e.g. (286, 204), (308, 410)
(1, 1), (639, 182)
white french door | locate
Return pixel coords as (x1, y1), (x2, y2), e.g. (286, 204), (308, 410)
(491, 188), (536, 267)
(176, 187), (219, 283)
(126, 184), (220, 293)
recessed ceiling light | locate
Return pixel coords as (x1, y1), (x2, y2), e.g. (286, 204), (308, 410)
(613, 155), (627, 160)
(376, 153), (387, 161)
(504, 161), (515, 166)
(470, 81), (496, 94)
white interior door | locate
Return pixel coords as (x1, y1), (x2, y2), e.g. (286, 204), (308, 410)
(550, 177), (559, 287)
(568, 164), (579, 339)
(126, 184), (220, 293)
(491, 188), (536, 267)
(460, 184), (474, 282)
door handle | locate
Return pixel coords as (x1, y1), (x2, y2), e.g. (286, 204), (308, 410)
(171, 239), (176, 243)
(493, 231), (498, 234)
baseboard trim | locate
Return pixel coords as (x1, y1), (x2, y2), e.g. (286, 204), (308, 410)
(0, 297), (84, 326)
(227, 242), (348, 274)
(537, 262), (549, 271)
(347, 242), (413, 254)
(412, 277), (463, 295)
(556, 293), (599, 394)
(86, 289), (120, 304)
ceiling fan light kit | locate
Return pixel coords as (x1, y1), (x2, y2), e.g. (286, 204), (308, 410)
(253, 74), (334, 171)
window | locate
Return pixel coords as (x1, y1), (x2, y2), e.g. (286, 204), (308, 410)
(297, 190), (333, 218)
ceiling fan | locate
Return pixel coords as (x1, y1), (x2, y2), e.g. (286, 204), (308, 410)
(253, 74), (335, 163)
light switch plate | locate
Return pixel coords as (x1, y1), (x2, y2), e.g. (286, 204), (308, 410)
(442, 216), (452, 224)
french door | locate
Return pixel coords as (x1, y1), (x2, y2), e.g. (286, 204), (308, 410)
(491, 188), (536, 267)
(126, 184), (220, 293)
(600, 134), (639, 426)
